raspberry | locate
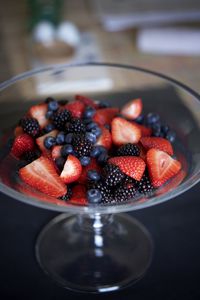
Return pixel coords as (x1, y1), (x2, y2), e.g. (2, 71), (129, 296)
(20, 117), (40, 137)
(116, 143), (140, 156)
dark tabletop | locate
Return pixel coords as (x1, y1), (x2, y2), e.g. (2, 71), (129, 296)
(0, 181), (200, 300)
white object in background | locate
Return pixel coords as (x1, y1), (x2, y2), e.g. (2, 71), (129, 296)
(56, 22), (80, 47)
(137, 27), (200, 56)
(33, 21), (56, 45)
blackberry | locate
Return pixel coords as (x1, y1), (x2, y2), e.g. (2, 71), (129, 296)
(22, 150), (40, 164)
(66, 118), (86, 134)
(72, 134), (93, 158)
(52, 109), (71, 130)
(136, 173), (154, 196)
(116, 143), (140, 157)
(103, 164), (125, 187)
(20, 117), (40, 137)
(88, 181), (113, 204)
(114, 185), (137, 202)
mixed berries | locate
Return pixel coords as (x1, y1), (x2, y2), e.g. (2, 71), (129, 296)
(8, 95), (182, 205)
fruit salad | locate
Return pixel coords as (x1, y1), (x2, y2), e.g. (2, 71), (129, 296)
(3, 95), (183, 205)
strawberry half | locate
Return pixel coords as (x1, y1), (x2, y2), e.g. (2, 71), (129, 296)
(95, 126), (112, 150)
(146, 148), (182, 188)
(11, 134), (35, 158)
(93, 108), (119, 126)
(29, 103), (49, 129)
(60, 154), (82, 184)
(111, 117), (141, 146)
(108, 156), (146, 181)
(70, 184), (87, 205)
(140, 137), (174, 156)
(121, 98), (143, 120)
(75, 94), (98, 108)
(78, 158), (101, 184)
(19, 156), (67, 197)
(135, 123), (152, 137)
(65, 100), (85, 118)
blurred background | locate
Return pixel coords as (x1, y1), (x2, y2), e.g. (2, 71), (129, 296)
(0, 0), (200, 94)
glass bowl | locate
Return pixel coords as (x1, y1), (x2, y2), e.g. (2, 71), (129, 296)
(0, 62), (200, 293)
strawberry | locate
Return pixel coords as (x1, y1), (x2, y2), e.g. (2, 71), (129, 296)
(111, 117), (141, 146)
(60, 154), (82, 184)
(140, 137), (174, 156)
(78, 158), (101, 184)
(156, 169), (186, 195)
(65, 100), (85, 118)
(29, 103), (49, 129)
(11, 134), (35, 158)
(19, 156), (67, 197)
(51, 145), (62, 160)
(14, 126), (24, 137)
(135, 123), (152, 137)
(93, 108), (119, 126)
(75, 94), (98, 108)
(70, 184), (87, 205)
(146, 148), (182, 188)
(95, 126), (112, 150)
(121, 98), (143, 120)
(108, 156), (146, 181)
(36, 130), (58, 155)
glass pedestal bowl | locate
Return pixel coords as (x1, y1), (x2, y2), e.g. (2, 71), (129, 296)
(0, 63), (199, 293)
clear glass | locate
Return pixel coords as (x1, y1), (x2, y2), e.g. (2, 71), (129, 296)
(0, 63), (199, 293)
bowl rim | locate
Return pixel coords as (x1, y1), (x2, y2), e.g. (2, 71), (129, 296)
(0, 61), (200, 214)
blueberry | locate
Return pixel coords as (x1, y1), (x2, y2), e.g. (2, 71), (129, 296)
(44, 136), (56, 149)
(166, 130), (176, 143)
(135, 114), (145, 124)
(46, 110), (54, 120)
(48, 100), (59, 112)
(85, 132), (97, 144)
(87, 189), (102, 204)
(97, 152), (109, 164)
(98, 101), (110, 108)
(83, 106), (96, 118)
(91, 126), (102, 138)
(56, 132), (65, 145)
(61, 144), (74, 157)
(79, 156), (91, 166)
(44, 123), (55, 133)
(86, 122), (98, 130)
(65, 133), (73, 144)
(152, 123), (161, 137)
(90, 146), (106, 158)
(161, 124), (170, 135)
(55, 157), (65, 171)
(87, 170), (101, 181)
(146, 113), (160, 125)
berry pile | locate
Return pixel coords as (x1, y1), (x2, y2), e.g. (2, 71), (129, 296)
(9, 95), (182, 205)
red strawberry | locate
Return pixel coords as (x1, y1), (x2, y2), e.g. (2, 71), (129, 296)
(70, 184), (87, 205)
(108, 156), (146, 181)
(121, 98), (143, 120)
(19, 156), (67, 197)
(146, 148), (182, 188)
(95, 126), (112, 150)
(65, 100), (85, 118)
(11, 134), (35, 158)
(78, 158), (101, 184)
(75, 94), (98, 108)
(135, 123), (152, 137)
(60, 154), (82, 184)
(29, 103), (49, 128)
(36, 130), (58, 155)
(14, 126), (24, 137)
(51, 145), (62, 160)
(140, 137), (174, 156)
(111, 117), (141, 146)
(93, 108), (119, 125)
(156, 169), (186, 196)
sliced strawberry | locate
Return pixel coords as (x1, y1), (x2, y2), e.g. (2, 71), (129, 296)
(156, 169), (186, 196)
(65, 100), (85, 118)
(29, 103), (49, 129)
(51, 145), (62, 160)
(138, 142), (147, 161)
(140, 137), (174, 156)
(19, 156), (67, 197)
(11, 134), (35, 158)
(95, 126), (112, 150)
(93, 108), (119, 126)
(108, 156), (146, 181)
(121, 98), (143, 120)
(146, 148), (182, 188)
(111, 117), (141, 146)
(36, 130), (58, 156)
(78, 158), (101, 184)
(14, 126), (24, 137)
(75, 94), (98, 108)
(134, 123), (152, 137)
(70, 184), (87, 205)
(60, 154), (82, 184)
